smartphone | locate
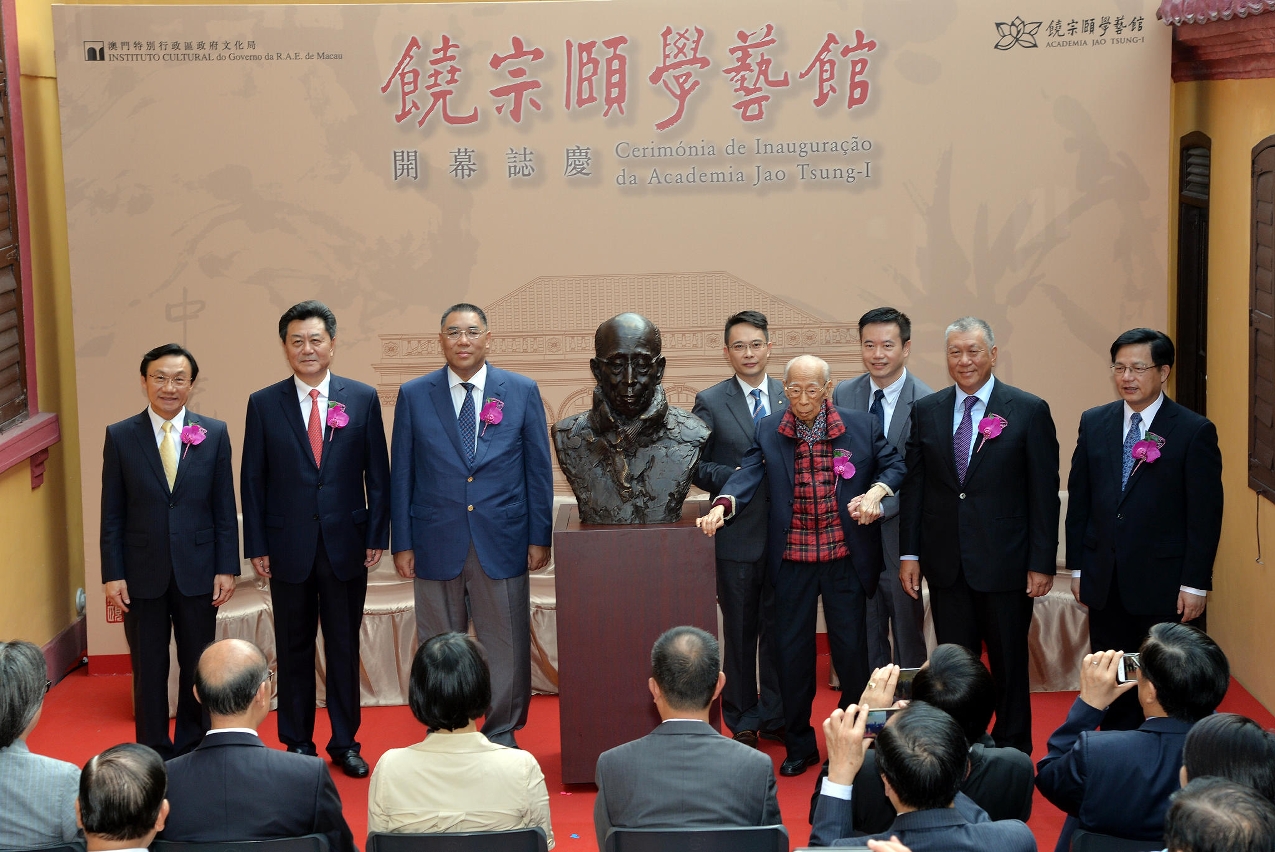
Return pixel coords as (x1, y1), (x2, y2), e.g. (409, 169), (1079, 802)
(1117, 653), (1141, 684)
(895, 667), (923, 700)
(864, 707), (900, 738)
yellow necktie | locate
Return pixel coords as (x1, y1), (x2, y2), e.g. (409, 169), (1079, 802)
(160, 421), (178, 490)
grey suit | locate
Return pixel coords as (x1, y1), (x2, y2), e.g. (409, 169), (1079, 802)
(692, 376), (786, 735)
(594, 720), (781, 849)
(833, 371), (933, 668)
(0, 741), (80, 848)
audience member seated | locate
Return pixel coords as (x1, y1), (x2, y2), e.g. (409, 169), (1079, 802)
(1036, 623), (1229, 852)
(808, 647), (1034, 830)
(77, 743), (168, 852)
(369, 633), (554, 846)
(809, 701), (1036, 850)
(1180, 712), (1275, 802)
(159, 639), (356, 852)
(0, 639), (81, 849)
(1165, 777), (1275, 852)
(593, 626), (781, 849)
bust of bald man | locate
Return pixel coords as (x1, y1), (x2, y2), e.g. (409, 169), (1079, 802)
(554, 313), (710, 524)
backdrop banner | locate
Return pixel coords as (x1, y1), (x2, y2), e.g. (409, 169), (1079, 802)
(54, 1), (1169, 657)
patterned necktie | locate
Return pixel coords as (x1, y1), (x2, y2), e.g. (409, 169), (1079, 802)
(954, 395), (978, 484)
(307, 388), (323, 468)
(1121, 412), (1143, 490)
(871, 388), (886, 433)
(459, 382), (477, 464)
(160, 421), (178, 490)
(750, 388), (768, 426)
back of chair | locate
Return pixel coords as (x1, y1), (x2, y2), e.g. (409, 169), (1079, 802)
(1070, 828), (1164, 852)
(604, 825), (789, 852)
(150, 834), (329, 852)
(365, 828), (548, 852)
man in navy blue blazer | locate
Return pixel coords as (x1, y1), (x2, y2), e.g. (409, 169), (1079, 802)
(1036, 622), (1230, 852)
(101, 343), (239, 758)
(240, 300), (390, 777)
(699, 354), (905, 776)
(391, 303), (554, 748)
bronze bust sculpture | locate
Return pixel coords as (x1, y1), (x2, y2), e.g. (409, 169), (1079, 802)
(553, 313), (710, 524)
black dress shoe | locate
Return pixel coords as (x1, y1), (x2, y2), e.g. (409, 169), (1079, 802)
(333, 750), (369, 778)
(732, 730), (760, 748)
(779, 751), (820, 776)
(287, 745), (318, 756)
(759, 727), (786, 743)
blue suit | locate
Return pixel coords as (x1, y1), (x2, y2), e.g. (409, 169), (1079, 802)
(102, 409), (239, 757)
(240, 373), (390, 757)
(719, 405), (905, 759)
(391, 364), (553, 743)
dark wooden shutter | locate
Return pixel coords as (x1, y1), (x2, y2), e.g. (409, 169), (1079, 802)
(1178, 134), (1210, 417)
(0, 14), (25, 433)
(1249, 137), (1275, 499)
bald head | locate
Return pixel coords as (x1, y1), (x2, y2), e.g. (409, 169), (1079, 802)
(193, 640), (269, 722)
(595, 312), (661, 357)
(591, 313), (666, 419)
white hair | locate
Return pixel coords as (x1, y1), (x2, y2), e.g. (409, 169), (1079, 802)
(784, 355), (831, 384)
(945, 316), (995, 348)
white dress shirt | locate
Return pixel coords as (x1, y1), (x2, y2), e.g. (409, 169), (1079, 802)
(294, 371), (332, 427)
(870, 369), (909, 437)
(736, 374), (771, 418)
(448, 364), (488, 456)
(147, 405), (186, 456)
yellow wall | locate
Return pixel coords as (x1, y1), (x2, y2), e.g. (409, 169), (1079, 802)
(1173, 78), (1275, 712)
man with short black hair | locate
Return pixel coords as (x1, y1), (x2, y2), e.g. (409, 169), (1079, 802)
(77, 743), (169, 852)
(809, 701), (1035, 850)
(161, 639), (356, 852)
(593, 626), (781, 849)
(1037, 623), (1230, 851)
(1166, 778), (1275, 852)
(102, 342), (239, 758)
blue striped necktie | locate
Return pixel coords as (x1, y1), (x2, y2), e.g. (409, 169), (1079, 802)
(1121, 412), (1142, 490)
(750, 388), (767, 425)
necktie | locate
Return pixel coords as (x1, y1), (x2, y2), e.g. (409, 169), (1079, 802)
(160, 421), (178, 490)
(307, 388), (323, 468)
(750, 388), (768, 426)
(870, 388), (886, 433)
(1121, 412), (1143, 490)
(459, 382), (477, 464)
(954, 395), (978, 484)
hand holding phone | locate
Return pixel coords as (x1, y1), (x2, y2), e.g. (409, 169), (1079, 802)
(1117, 652), (1141, 684)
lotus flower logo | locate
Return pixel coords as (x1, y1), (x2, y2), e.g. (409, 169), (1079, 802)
(994, 16), (1042, 49)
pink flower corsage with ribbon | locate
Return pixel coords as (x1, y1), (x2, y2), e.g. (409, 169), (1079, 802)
(832, 449), (856, 479)
(326, 402), (348, 440)
(179, 423), (206, 459)
(480, 398), (504, 436)
(1130, 432), (1165, 476)
(976, 414), (1007, 452)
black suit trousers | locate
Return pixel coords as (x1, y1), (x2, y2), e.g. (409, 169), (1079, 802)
(929, 570), (1035, 753)
(717, 556), (783, 735)
(773, 557), (869, 759)
(123, 582), (215, 758)
(270, 533), (367, 758)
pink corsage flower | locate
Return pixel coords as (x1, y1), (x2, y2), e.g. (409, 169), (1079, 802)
(976, 414), (1007, 452)
(1130, 432), (1165, 476)
(480, 398), (504, 436)
(326, 401), (348, 440)
(179, 423), (206, 459)
(832, 449), (856, 480)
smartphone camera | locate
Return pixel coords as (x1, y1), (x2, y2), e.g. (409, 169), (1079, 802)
(895, 667), (922, 701)
(864, 708), (898, 738)
(1117, 652), (1141, 684)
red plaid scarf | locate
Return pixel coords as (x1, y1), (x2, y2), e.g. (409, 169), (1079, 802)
(777, 401), (849, 563)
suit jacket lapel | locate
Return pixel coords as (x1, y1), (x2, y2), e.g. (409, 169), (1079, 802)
(962, 382), (1007, 484)
(1106, 402), (1125, 495)
(1120, 398), (1179, 504)
(885, 374), (914, 447)
(472, 369), (504, 469)
(724, 380), (755, 442)
(767, 377), (788, 417)
(132, 410), (170, 493)
(932, 387), (961, 486)
(170, 412), (199, 494)
(319, 375), (347, 472)
(429, 372), (468, 464)
(278, 378), (316, 466)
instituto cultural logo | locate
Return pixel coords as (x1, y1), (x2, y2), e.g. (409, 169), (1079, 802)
(993, 16), (1042, 49)
(84, 41), (105, 61)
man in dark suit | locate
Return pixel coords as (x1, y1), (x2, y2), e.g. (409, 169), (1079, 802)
(900, 316), (1060, 753)
(699, 354), (906, 776)
(1066, 328), (1223, 731)
(101, 343), (238, 759)
(1036, 623), (1230, 852)
(691, 310), (786, 747)
(161, 639), (356, 852)
(833, 307), (933, 669)
(241, 300), (390, 777)
(809, 701), (1036, 851)
(593, 626), (781, 849)
(391, 302), (554, 749)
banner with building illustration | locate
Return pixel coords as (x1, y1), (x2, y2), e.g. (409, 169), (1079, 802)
(54, 1), (1170, 656)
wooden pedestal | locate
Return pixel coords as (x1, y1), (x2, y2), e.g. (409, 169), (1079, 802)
(553, 500), (719, 784)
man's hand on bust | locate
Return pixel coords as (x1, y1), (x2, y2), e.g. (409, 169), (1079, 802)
(697, 505), (726, 536)
(824, 704), (870, 786)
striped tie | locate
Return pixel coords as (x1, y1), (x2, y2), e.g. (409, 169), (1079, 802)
(954, 396), (977, 484)
(1121, 412), (1142, 490)
(750, 388), (768, 426)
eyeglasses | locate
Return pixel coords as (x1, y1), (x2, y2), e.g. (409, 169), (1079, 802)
(45, 680), (52, 694)
(444, 327), (487, 341)
(729, 341), (767, 354)
(1110, 364), (1156, 376)
(148, 374), (190, 388)
(262, 669), (276, 687)
(784, 384), (828, 399)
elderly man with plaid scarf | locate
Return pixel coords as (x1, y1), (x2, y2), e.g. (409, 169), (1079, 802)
(699, 354), (906, 777)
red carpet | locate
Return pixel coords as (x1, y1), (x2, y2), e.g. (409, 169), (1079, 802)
(30, 654), (1275, 852)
